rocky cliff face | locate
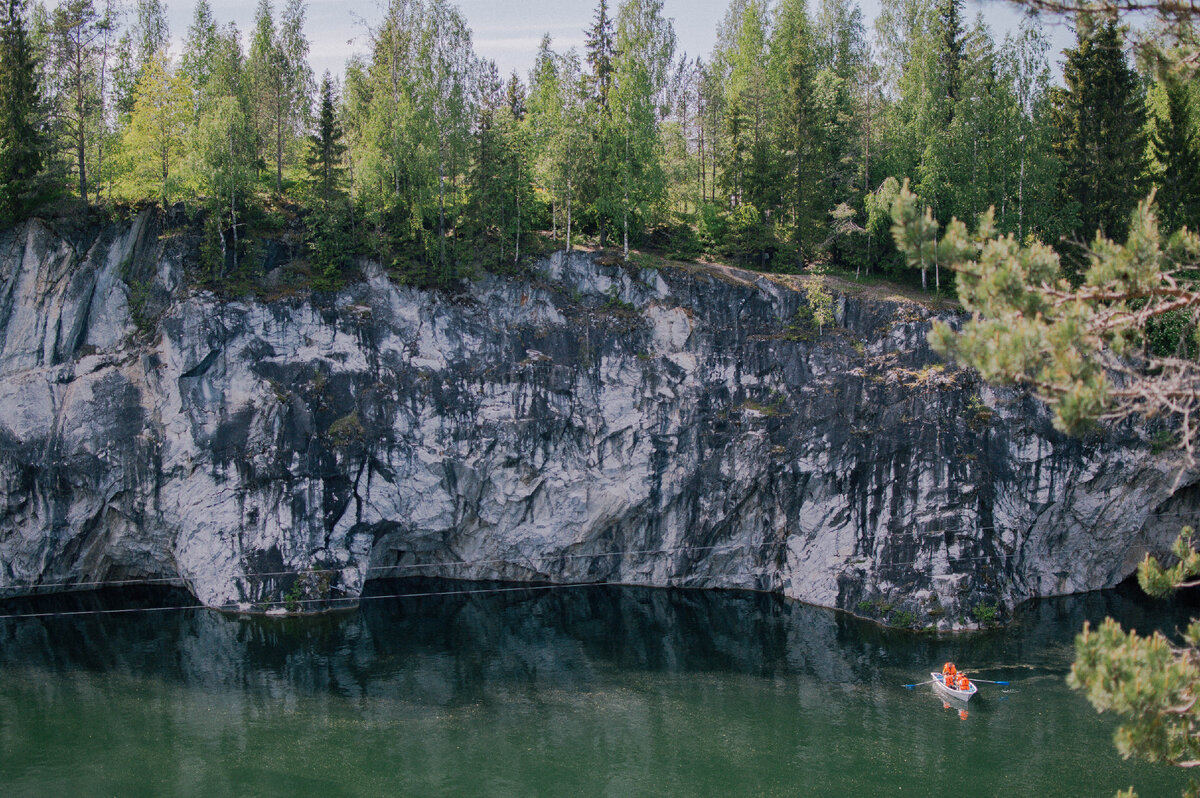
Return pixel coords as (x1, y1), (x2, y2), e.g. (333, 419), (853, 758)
(0, 211), (1194, 628)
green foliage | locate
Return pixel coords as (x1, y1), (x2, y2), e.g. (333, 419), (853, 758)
(892, 182), (1200, 439)
(117, 51), (192, 203)
(1149, 76), (1200, 235)
(971, 602), (998, 626)
(698, 203), (729, 255)
(1070, 529), (1200, 791)
(126, 278), (153, 332)
(786, 282), (834, 340)
(283, 578), (304, 611)
(787, 304), (817, 342)
(307, 209), (354, 291)
(1051, 17), (1148, 250)
(48, 0), (107, 202)
(724, 201), (774, 263)
(611, 0), (675, 258)
(327, 411), (364, 445)
(3, 0), (1184, 319)
(0, 0), (47, 223)
(807, 281), (835, 333)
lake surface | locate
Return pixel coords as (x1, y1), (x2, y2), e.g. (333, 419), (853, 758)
(0, 579), (1193, 797)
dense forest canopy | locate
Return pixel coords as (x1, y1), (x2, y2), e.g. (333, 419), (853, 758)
(0, 0), (1196, 292)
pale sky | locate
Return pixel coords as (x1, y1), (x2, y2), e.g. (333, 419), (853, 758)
(164, 0), (1077, 82)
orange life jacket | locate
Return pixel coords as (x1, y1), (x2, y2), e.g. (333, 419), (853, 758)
(958, 675), (970, 690)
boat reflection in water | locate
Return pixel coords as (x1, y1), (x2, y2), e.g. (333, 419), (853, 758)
(935, 691), (970, 720)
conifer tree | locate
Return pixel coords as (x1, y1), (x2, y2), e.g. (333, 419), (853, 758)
(584, 0), (619, 247)
(0, 0), (45, 223)
(716, 0), (770, 213)
(506, 71), (526, 121)
(248, 0), (287, 192)
(181, 0), (219, 99)
(585, 0), (615, 109)
(770, 0), (820, 264)
(110, 30), (136, 122)
(936, 0), (964, 117)
(1051, 15), (1148, 244)
(1149, 75), (1200, 234)
(306, 71), (346, 210)
(49, 0), (107, 202)
(304, 71), (349, 285)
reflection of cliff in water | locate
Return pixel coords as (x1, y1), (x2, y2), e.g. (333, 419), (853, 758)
(2, 578), (1197, 705)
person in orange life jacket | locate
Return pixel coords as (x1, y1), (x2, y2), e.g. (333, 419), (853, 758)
(943, 662), (956, 684)
(958, 673), (970, 691)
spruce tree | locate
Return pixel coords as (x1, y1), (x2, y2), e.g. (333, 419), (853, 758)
(0, 0), (45, 223)
(306, 71), (346, 210)
(583, 0), (618, 248)
(304, 71), (349, 286)
(248, 0), (286, 192)
(1150, 75), (1200, 234)
(936, 0), (964, 115)
(585, 0), (615, 109)
(181, 0), (219, 97)
(506, 71), (526, 121)
(1051, 16), (1148, 245)
(770, 0), (820, 265)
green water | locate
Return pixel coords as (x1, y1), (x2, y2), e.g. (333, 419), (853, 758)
(0, 580), (1193, 797)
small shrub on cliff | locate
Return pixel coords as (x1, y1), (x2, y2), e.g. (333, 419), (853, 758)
(807, 283), (834, 335)
(284, 579), (305, 612)
(307, 208), (356, 292)
(127, 279), (154, 333)
(327, 411), (365, 445)
(972, 603), (999, 626)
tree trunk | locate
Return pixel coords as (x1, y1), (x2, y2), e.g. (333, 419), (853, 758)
(1018, 153), (1025, 242)
(276, 109), (284, 195)
(623, 206), (628, 261)
(796, 144), (804, 270)
(77, 131), (87, 202)
(438, 146), (446, 274)
(934, 231), (940, 292)
(230, 130), (239, 271)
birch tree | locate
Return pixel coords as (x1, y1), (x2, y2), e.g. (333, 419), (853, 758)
(612, 0), (675, 259)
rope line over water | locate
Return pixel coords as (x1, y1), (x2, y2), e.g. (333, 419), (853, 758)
(0, 536), (1043, 594)
(0, 577), (793, 621)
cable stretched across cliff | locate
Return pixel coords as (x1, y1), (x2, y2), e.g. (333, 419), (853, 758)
(6, 511), (1197, 598)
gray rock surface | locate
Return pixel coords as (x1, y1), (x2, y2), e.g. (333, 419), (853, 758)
(0, 211), (1194, 628)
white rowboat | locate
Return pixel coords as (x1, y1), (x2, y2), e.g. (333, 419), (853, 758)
(931, 672), (978, 701)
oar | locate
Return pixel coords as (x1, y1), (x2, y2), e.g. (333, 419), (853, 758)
(966, 678), (1009, 685)
(903, 679), (937, 689)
